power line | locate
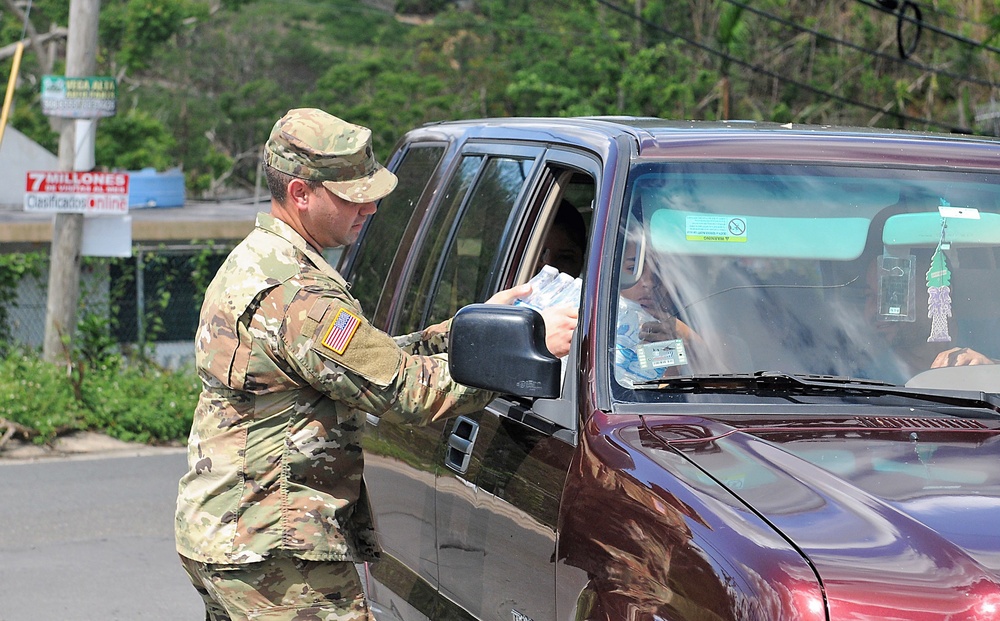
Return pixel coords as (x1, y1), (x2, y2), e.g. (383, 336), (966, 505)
(855, 0), (1000, 57)
(907, 0), (991, 30)
(21, 0), (34, 41)
(588, 0), (966, 133)
(909, 0), (985, 25)
(719, 0), (997, 89)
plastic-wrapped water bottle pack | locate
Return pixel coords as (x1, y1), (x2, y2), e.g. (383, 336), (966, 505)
(514, 265), (582, 311)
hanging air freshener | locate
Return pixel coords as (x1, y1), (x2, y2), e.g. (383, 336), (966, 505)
(926, 218), (952, 343)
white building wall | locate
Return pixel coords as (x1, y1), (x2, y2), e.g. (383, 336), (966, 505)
(0, 126), (59, 209)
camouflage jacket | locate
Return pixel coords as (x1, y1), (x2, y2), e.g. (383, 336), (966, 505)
(175, 213), (493, 564)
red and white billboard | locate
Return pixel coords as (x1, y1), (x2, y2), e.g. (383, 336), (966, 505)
(24, 171), (130, 214)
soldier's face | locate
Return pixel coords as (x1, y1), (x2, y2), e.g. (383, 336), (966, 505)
(304, 185), (378, 249)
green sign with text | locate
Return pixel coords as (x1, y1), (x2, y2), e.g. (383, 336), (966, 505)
(41, 75), (117, 118)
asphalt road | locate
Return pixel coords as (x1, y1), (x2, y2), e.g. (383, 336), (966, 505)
(0, 450), (205, 620)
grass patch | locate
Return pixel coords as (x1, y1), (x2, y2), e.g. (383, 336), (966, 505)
(0, 348), (198, 446)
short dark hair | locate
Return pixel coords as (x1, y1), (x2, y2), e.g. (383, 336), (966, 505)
(264, 163), (322, 203)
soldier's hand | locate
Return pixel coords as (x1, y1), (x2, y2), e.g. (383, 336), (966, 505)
(485, 284), (577, 357)
(486, 283), (532, 305)
(540, 306), (578, 358)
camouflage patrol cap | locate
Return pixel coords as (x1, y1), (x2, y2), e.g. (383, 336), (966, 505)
(264, 108), (398, 203)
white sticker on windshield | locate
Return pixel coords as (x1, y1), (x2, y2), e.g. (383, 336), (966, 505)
(938, 206), (980, 219)
(877, 255), (916, 322)
(685, 214), (748, 242)
(637, 338), (688, 369)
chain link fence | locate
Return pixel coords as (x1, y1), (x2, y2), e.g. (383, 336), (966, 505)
(1, 244), (232, 369)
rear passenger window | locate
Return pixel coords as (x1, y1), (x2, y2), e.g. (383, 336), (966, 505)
(427, 157), (534, 325)
(395, 154), (536, 334)
(397, 155), (484, 334)
(348, 145), (444, 312)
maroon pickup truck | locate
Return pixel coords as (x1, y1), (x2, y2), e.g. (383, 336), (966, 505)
(340, 118), (1000, 621)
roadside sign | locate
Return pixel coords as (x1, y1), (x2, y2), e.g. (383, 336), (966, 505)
(24, 171), (130, 214)
(40, 75), (117, 118)
(82, 215), (133, 257)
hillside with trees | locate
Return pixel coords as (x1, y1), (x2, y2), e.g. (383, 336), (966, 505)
(3, 0), (1000, 199)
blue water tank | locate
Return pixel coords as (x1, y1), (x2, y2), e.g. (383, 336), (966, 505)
(127, 167), (185, 208)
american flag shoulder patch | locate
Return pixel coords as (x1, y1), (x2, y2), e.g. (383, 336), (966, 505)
(320, 308), (362, 355)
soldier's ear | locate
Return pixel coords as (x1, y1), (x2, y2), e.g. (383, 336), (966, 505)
(287, 178), (314, 212)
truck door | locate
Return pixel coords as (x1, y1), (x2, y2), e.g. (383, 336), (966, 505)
(423, 150), (599, 621)
(367, 143), (547, 620)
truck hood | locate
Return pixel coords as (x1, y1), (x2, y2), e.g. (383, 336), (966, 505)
(643, 415), (1000, 620)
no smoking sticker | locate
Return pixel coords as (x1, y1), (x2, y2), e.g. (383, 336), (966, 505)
(686, 215), (748, 242)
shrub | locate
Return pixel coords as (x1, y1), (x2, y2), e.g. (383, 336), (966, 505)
(0, 348), (198, 445)
(0, 350), (85, 442)
(80, 361), (199, 444)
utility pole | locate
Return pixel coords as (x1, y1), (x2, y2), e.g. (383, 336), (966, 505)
(42, 0), (100, 364)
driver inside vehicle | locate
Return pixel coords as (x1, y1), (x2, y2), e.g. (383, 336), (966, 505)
(861, 252), (996, 381)
(536, 200), (588, 277)
(615, 230), (712, 385)
(613, 215), (998, 388)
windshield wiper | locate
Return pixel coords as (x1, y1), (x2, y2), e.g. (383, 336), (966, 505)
(632, 371), (1000, 414)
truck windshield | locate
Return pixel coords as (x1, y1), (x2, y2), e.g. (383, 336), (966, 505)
(611, 162), (1000, 397)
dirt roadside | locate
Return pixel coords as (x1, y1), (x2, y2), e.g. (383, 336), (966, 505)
(0, 431), (185, 462)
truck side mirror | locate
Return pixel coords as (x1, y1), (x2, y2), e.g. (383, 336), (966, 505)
(448, 304), (562, 399)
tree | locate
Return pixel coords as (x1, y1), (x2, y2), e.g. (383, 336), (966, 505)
(5, 0), (1000, 199)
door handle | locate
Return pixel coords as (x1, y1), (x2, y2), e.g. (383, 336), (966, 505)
(445, 416), (479, 474)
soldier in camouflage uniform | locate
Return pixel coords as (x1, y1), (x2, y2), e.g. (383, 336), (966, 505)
(175, 108), (575, 621)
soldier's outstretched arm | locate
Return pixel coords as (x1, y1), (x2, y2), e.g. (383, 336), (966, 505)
(281, 293), (495, 426)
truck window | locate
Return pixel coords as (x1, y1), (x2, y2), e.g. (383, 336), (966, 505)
(519, 167), (595, 284)
(347, 145), (444, 312)
(426, 156), (534, 325)
(396, 154), (484, 335)
(394, 153), (537, 334)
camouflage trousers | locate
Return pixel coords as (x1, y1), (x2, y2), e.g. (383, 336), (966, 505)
(179, 554), (374, 621)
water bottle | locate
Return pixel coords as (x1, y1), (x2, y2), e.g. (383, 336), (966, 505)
(615, 298), (660, 385)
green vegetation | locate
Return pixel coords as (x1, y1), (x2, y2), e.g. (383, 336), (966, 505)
(0, 250), (212, 450)
(0, 347), (199, 446)
(3, 0), (1000, 447)
(4, 0), (1000, 195)
(0, 253), (44, 349)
